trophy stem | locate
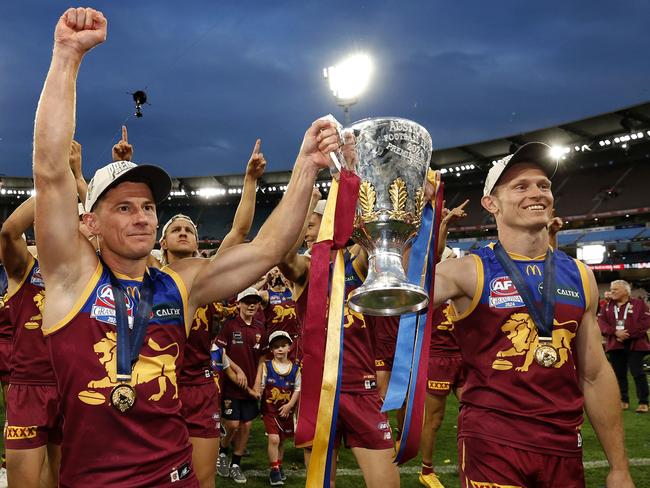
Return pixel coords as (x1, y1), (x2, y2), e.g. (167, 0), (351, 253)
(347, 250), (428, 316)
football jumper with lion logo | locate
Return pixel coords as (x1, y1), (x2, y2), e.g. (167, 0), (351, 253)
(44, 263), (196, 487)
(453, 244), (589, 457)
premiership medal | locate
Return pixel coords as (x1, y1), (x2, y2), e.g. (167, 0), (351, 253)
(534, 339), (559, 368)
(102, 257), (154, 415)
(110, 383), (137, 413)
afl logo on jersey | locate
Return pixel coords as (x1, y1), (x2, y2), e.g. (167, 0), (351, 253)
(489, 276), (524, 309)
(90, 284), (134, 325)
(31, 266), (45, 288)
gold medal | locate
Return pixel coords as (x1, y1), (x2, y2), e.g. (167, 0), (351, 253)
(110, 383), (136, 413)
(534, 341), (559, 368)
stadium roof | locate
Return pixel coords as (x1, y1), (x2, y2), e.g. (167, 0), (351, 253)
(2, 100), (650, 198)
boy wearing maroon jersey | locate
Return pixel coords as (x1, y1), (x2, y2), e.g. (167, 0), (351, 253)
(32, 8), (339, 486)
(216, 288), (267, 483)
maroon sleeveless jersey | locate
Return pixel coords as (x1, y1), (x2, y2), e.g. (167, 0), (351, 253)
(454, 245), (589, 457)
(264, 288), (300, 339)
(6, 257), (55, 385)
(44, 262), (196, 487)
(295, 252), (377, 394)
(429, 303), (460, 356)
(180, 302), (225, 386)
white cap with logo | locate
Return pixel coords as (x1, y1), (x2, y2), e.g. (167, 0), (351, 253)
(85, 160), (172, 211)
(483, 142), (557, 197)
(269, 330), (293, 345)
(236, 287), (262, 302)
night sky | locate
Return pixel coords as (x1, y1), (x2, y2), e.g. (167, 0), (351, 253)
(1, 0), (649, 178)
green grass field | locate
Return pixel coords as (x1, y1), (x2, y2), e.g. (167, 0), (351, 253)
(1, 391), (648, 487)
(216, 393), (650, 488)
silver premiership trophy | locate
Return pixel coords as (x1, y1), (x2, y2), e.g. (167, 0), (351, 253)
(343, 117), (433, 316)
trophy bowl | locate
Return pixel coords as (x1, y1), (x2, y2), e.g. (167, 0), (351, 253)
(344, 117), (433, 316)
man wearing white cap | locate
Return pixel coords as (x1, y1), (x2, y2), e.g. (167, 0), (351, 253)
(215, 287), (267, 483)
(430, 143), (633, 487)
(32, 7), (341, 487)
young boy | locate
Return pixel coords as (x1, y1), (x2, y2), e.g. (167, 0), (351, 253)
(255, 331), (301, 486)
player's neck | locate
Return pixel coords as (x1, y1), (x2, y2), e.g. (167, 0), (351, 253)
(100, 249), (148, 279)
(273, 357), (290, 365)
(498, 227), (549, 259)
(616, 297), (630, 307)
(166, 250), (194, 264)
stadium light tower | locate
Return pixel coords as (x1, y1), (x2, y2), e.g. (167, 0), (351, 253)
(323, 52), (373, 125)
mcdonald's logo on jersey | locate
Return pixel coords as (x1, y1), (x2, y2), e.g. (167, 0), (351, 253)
(525, 265), (542, 276)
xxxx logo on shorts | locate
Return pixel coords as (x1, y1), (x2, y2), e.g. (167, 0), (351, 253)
(90, 284), (134, 326)
(469, 481), (522, 488)
(5, 425), (38, 440)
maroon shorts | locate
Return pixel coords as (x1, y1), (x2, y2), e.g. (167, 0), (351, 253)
(0, 341), (11, 384)
(262, 413), (294, 441)
(459, 436), (585, 488)
(374, 341), (395, 372)
(334, 392), (394, 450)
(4, 383), (62, 449)
(179, 381), (221, 438)
(427, 355), (464, 396)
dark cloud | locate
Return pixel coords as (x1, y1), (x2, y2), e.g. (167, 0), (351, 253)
(1, 0), (649, 177)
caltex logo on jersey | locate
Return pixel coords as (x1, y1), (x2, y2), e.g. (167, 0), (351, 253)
(489, 276), (524, 309)
(90, 284), (134, 326)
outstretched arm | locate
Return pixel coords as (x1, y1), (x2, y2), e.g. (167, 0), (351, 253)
(0, 197), (35, 289)
(577, 267), (634, 488)
(437, 199), (468, 258)
(217, 139), (266, 253)
(176, 119), (340, 314)
(33, 8), (106, 290)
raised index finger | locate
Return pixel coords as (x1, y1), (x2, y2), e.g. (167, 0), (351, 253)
(251, 138), (261, 155)
(457, 199), (470, 210)
(121, 125), (128, 143)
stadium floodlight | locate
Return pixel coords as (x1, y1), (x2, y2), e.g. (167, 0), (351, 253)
(577, 244), (607, 265)
(549, 145), (570, 159)
(323, 52), (373, 125)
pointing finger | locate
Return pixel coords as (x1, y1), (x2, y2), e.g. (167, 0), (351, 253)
(458, 199), (470, 210)
(252, 138), (261, 155)
(121, 125), (128, 143)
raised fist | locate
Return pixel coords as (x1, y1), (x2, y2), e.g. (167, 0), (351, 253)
(112, 126), (133, 162)
(54, 7), (107, 57)
(245, 139), (266, 180)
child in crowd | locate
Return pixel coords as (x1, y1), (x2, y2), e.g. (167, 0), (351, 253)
(255, 331), (301, 486)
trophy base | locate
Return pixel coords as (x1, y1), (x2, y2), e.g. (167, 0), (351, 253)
(347, 283), (429, 316)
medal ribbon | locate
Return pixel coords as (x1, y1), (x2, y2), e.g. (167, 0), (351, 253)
(394, 179), (444, 464)
(383, 171), (441, 413)
(102, 261), (154, 382)
(295, 170), (360, 488)
(493, 242), (556, 339)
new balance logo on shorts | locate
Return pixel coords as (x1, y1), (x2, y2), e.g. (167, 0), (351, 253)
(169, 462), (191, 483)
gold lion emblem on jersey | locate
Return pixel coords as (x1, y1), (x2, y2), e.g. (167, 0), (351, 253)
(24, 291), (45, 330)
(78, 331), (180, 406)
(193, 304), (210, 332)
(272, 305), (296, 324)
(436, 304), (455, 332)
(266, 387), (291, 404)
(343, 306), (366, 329)
(491, 313), (577, 372)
